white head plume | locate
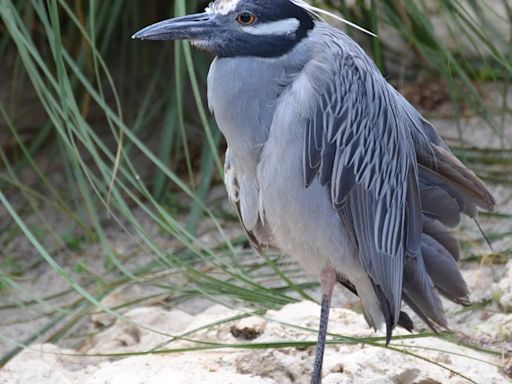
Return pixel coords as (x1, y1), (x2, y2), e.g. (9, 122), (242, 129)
(290, 0), (377, 37)
(206, 0), (241, 15)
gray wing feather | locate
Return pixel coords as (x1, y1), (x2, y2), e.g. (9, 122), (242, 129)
(225, 149), (271, 253)
(398, 87), (495, 215)
(403, 256), (447, 328)
(303, 49), (422, 328)
(422, 217), (460, 261)
(419, 181), (461, 227)
(421, 234), (470, 305)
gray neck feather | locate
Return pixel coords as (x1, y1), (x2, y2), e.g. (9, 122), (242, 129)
(207, 27), (319, 171)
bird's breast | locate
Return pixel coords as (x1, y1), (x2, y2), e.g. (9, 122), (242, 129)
(208, 57), (282, 156)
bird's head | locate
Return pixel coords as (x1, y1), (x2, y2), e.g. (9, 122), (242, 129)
(132, 0), (316, 58)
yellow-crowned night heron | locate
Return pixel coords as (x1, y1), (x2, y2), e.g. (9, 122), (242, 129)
(133, 1), (496, 382)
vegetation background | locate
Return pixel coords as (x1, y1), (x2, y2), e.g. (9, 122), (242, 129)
(0, 0), (511, 377)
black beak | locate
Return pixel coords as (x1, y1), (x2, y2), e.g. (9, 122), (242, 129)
(132, 12), (218, 41)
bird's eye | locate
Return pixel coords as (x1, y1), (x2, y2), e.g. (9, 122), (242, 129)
(236, 12), (256, 26)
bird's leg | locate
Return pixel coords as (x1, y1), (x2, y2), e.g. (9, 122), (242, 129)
(311, 264), (336, 384)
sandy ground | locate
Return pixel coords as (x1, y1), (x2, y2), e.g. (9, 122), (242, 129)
(0, 266), (511, 384)
(0, 84), (511, 383)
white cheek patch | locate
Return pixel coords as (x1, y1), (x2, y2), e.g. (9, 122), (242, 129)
(242, 18), (300, 36)
(206, 0), (240, 15)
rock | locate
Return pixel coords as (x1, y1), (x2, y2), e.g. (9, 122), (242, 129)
(81, 306), (194, 354)
(1, 301), (509, 383)
(0, 344), (82, 384)
(87, 355), (277, 384)
(230, 316), (267, 340)
(366, 379), (394, 384)
(323, 373), (352, 384)
(91, 284), (169, 328)
(493, 260), (512, 312)
(392, 368), (420, 384)
(362, 0), (510, 77)
(474, 313), (512, 342)
(504, 356), (512, 379)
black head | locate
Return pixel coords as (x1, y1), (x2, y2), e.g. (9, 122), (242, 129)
(133, 0), (315, 58)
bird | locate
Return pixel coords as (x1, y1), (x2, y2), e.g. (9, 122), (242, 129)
(133, 1), (496, 382)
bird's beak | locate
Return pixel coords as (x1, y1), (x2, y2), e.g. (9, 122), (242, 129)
(132, 12), (218, 41)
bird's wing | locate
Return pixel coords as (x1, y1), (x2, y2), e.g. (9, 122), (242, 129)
(225, 148), (268, 253)
(395, 91), (496, 220)
(302, 47), (423, 334)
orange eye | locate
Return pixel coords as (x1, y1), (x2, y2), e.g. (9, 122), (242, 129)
(237, 12), (257, 26)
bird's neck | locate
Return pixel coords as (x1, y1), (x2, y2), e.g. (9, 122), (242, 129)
(207, 42), (315, 165)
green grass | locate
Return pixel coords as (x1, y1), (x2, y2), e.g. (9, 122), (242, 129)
(0, 0), (511, 380)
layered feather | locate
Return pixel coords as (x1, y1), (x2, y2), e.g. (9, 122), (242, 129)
(301, 28), (496, 337)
